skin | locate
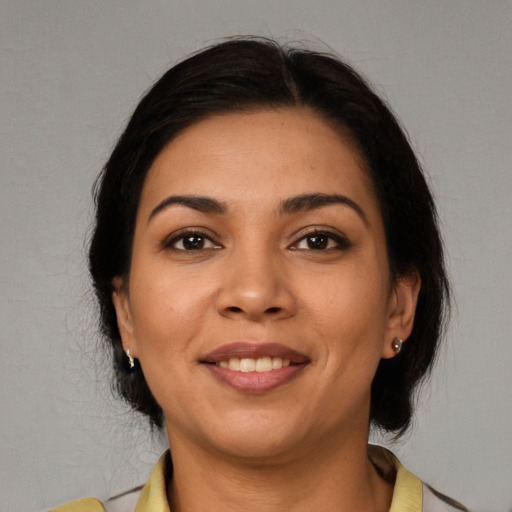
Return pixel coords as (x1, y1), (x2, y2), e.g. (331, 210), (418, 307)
(112, 108), (420, 512)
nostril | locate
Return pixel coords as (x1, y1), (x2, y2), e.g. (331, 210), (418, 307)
(227, 306), (243, 313)
(265, 307), (282, 314)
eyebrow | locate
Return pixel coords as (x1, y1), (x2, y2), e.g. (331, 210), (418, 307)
(148, 195), (228, 223)
(148, 192), (368, 225)
(280, 193), (368, 224)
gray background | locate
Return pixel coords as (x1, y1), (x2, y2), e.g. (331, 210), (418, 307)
(1, 1), (511, 511)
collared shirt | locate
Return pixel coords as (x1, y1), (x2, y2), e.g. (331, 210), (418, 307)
(50, 446), (468, 512)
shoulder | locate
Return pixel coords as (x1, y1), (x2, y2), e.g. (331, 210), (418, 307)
(368, 445), (470, 512)
(49, 497), (106, 512)
(104, 486), (142, 512)
(48, 487), (142, 512)
(422, 483), (469, 512)
(47, 451), (166, 512)
(48, 488), (141, 512)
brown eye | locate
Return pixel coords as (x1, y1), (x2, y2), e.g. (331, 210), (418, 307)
(168, 232), (221, 251)
(182, 234), (205, 250)
(306, 235), (329, 250)
(292, 230), (351, 251)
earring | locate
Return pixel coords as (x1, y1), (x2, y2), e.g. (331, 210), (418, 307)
(392, 337), (403, 355)
(126, 349), (135, 369)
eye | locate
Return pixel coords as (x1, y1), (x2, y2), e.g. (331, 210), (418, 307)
(292, 231), (350, 251)
(166, 231), (221, 251)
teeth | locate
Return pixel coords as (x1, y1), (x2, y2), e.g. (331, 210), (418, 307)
(240, 358), (256, 372)
(228, 358), (240, 371)
(276, 358), (291, 368)
(255, 356), (272, 372)
(216, 356), (292, 372)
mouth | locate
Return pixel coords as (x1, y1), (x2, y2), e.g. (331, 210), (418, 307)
(200, 342), (310, 394)
(215, 356), (292, 372)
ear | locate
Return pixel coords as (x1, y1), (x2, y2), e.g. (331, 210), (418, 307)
(111, 276), (138, 357)
(381, 272), (421, 359)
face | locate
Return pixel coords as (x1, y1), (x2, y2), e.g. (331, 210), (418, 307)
(113, 108), (419, 462)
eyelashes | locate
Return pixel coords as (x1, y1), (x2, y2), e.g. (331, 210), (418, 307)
(289, 230), (352, 251)
(163, 229), (222, 251)
(162, 227), (352, 253)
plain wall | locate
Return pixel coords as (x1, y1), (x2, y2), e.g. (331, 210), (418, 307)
(0, 1), (511, 511)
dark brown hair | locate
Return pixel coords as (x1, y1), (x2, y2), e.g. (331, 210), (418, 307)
(89, 37), (449, 435)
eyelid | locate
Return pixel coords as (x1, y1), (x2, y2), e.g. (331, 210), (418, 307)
(289, 226), (351, 250)
(162, 227), (222, 250)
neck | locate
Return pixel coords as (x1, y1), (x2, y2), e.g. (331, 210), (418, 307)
(166, 430), (393, 512)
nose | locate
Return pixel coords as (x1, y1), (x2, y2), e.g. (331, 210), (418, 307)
(216, 247), (297, 322)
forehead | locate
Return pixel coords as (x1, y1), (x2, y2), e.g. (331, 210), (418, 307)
(139, 108), (379, 218)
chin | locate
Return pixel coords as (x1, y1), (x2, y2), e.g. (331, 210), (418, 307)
(214, 436), (302, 463)
(203, 412), (315, 463)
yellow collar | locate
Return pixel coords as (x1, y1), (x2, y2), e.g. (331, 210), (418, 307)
(368, 445), (422, 512)
(134, 446), (423, 512)
(134, 451), (171, 512)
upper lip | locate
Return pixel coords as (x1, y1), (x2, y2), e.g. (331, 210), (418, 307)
(200, 342), (310, 364)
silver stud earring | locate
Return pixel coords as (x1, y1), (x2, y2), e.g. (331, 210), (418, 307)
(392, 337), (403, 355)
(126, 349), (135, 369)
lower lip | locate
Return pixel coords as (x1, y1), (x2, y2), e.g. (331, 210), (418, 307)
(203, 363), (307, 394)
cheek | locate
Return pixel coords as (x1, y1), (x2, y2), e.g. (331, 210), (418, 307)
(127, 275), (214, 411)
(306, 265), (387, 314)
(128, 266), (216, 356)
(301, 263), (390, 351)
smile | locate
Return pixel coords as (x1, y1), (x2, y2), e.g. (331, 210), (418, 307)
(216, 356), (291, 372)
(201, 342), (309, 393)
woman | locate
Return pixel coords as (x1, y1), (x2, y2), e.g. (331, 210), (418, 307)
(54, 38), (467, 511)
